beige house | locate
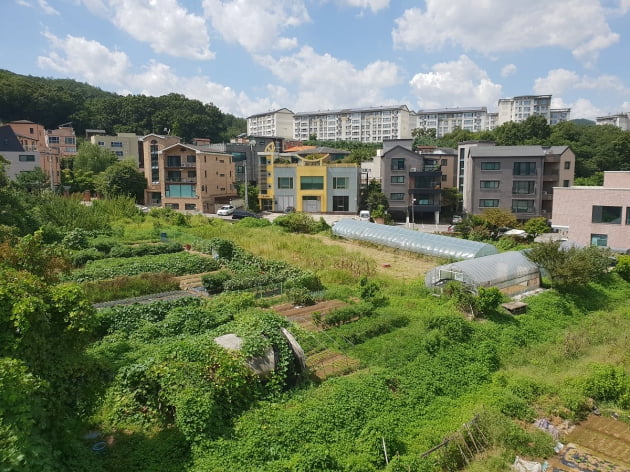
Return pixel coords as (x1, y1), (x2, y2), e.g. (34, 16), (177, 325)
(552, 171), (630, 252)
(141, 134), (182, 206)
(90, 132), (141, 165)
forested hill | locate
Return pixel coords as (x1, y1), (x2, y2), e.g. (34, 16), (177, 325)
(0, 69), (246, 142)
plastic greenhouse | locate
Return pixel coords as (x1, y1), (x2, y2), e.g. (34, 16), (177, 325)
(425, 250), (540, 296)
(332, 219), (498, 260)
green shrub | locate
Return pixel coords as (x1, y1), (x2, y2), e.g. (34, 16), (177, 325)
(321, 302), (374, 328)
(615, 255), (630, 281)
(582, 364), (630, 403)
(473, 287), (504, 316)
(201, 270), (232, 294)
(62, 228), (91, 250)
(287, 287), (315, 306)
(273, 213), (320, 234)
(71, 247), (105, 266)
(81, 272), (180, 303)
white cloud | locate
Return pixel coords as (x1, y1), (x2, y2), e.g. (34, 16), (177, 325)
(534, 69), (627, 95)
(501, 64), (517, 77)
(335, 0), (390, 13)
(38, 0), (59, 14)
(203, 0), (309, 53)
(409, 55), (502, 110)
(37, 32), (131, 86)
(551, 97), (603, 120)
(392, 0), (619, 66)
(257, 46), (402, 111)
(107, 0), (213, 59)
(16, 0), (32, 7)
(35, 32), (269, 117)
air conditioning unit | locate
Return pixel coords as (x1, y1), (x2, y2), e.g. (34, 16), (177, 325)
(410, 167), (417, 172)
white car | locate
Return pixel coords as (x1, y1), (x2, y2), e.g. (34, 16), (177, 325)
(217, 205), (235, 216)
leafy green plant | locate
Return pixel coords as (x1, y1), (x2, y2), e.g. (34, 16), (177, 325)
(81, 272), (180, 303)
(201, 270), (232, 294)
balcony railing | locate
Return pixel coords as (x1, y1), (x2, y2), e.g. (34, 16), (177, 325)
(165, 161), (197, 168)
(165, 178), (197, 183)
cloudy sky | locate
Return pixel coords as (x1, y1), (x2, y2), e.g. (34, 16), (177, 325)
(3, 0), (630, 120)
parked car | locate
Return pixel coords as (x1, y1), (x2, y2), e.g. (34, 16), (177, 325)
(217, 205), (235, 216)
(359, 210), (371, 222)
(451, 215), (463, 224)
(284, 206), (296, 213)
(232, 210), (260, 220)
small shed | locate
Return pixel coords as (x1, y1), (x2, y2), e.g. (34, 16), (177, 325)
(425, 250), (540, 296)
(332, 219), (498, 260)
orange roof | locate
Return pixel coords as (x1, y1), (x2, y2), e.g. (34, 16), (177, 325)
(284, 145), (316, 152)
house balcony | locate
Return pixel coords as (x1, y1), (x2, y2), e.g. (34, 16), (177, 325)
(165, 178), (197, 184)
(165, 162), (197, 168)
(409, 167), (441, 176)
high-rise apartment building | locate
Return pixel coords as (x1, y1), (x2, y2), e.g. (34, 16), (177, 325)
(596, 113), (630, 131)
(415, 107), (494, 138)
(497, 95), (570, 125)
(246, 108), (294, 139)
(292, 105), (413, 142)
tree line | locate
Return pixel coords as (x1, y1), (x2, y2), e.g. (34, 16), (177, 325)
(0, 69), (246, 143)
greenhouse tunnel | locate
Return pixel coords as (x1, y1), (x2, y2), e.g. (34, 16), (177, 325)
(332, 219), (498, 260)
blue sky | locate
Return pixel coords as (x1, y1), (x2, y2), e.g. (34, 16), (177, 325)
(2, 0), (630, 120)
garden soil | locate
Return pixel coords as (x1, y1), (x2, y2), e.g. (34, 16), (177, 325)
(539, 415), (630, 471)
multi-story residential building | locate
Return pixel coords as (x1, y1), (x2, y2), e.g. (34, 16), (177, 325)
(141, 134), (186, 206)
(0, 125), (40, 180)
(90, 132), (142, 166)
(415, 107), (493, 138)
(246, 108), (294, 139)
(381, 145), (442, 223)
(552, 171), (630, 252)
(257, 145), (359, 214)
(596, 113), (630, 131)
(497, 95), (570, 125)
(458, 142), (575, 220)
(159, 142), (236, 213)
(7, 120), (75, 187)
(293, 105), (413, 142)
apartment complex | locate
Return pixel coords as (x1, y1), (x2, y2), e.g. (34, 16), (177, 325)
(497, 95), (571, 125)
(257, 145), (359, 214)
(596, 113), (630, 131)
(552, 171), (630, 252)
(246, 108), (294, 139)
(458, 142), (575, 220)
(90, 132), (142, 166)
(415, 107), (494, 138)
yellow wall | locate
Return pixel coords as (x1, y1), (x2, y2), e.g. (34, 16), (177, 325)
(296, 166), (327, 212)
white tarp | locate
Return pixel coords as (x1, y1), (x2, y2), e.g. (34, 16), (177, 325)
(512, 456), (542, 472)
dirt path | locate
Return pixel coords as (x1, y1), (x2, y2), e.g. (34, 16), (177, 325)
(314, 235), (440, 280)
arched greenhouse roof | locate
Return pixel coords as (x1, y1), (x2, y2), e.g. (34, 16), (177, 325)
(425, 250), (539, 291)
(332, 219), (498, 260)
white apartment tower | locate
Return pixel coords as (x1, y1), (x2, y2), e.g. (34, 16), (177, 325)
(246, 108), (294, 139)
(293, 105), (413, 142)
(415, 107), (495, 138)
(596, 113), (630, 131)
(498, 95), (570, 125)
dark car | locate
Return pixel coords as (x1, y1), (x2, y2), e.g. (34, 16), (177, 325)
(284, 206), (296, 213)
(231, 210), (260, 220)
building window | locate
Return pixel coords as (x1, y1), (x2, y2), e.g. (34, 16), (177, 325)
(185, 204), (196, 211)
(391, 158), (405, 170)
(513, 162), (537, 175)
(441, 174), (447, 182)
(332, 195), (349, 211)
(97, 141), (105, 146)
(479, 199), (499, 207)
(18, 154), (36, 162)
(480, 180), (500, 189)
(627, 208), (630, 225)
(512, 181), (535, 194)
(591, 234), (608, 247)
(592, 206), (622, 224)
(278, 177), (293, 189)
(390, 193), (405, 200)
(48, 136), (59, 144)
(563, 180), (570, 187)
(480, 162), (500, 170)
(441, 159), (448, 166)
(64, 137), (75, 145)
(187, 155), (196, 163)
(512, 199), (535, 213)
(167, 156), (181, 167)
(111, 141), (123, 147)
(300, 176), (324, 190)
(333, 177), (349, 189)
(114, 151), (123, 157)
(564, 161), (571, 169)
(391, 176), (405, 184)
